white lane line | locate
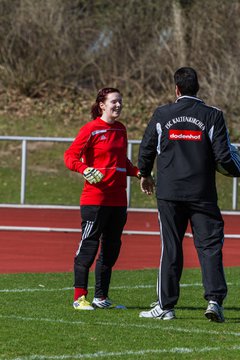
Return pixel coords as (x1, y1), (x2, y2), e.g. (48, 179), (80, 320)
(1, 314), (240, 337)
(1, 204), (240, 215)
(1, 346), (240, 360)
(1, 225), (240, 238)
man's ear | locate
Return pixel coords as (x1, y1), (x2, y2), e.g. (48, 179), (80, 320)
(175, 85), (181, 97)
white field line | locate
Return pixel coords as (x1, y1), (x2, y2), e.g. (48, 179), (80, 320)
(1, 314), (240, 338)
(2, 346), (240, 360)
(1, 282), (235, 293)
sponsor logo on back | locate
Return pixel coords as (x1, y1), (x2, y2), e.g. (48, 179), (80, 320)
(169, 129), (202, 141)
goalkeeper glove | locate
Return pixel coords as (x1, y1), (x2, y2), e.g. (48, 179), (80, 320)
(83, 167), (104, 184)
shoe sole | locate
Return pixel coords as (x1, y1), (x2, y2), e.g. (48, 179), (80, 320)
(139, 315), (175, 320)
(73, 307), (95, 310)
(164, 315), (175, 320)
(73, 304), (95, 310)
(92, 304), (114, 309)
(205, 310), (224, 323)
(139, 313), (176, 320)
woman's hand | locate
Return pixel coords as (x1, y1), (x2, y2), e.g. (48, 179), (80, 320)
(83, 167), (104, 184)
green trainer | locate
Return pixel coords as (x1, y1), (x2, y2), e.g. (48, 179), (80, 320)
(73, 295), (95, 310)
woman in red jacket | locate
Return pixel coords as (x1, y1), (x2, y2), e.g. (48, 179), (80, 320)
(64, 88), (140, 310)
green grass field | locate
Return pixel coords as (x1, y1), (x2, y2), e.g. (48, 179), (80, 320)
(1, 267), (240, 360)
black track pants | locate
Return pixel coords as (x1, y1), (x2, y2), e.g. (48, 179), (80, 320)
(74, 205), (127, 298)
(157, 199), (227, 309)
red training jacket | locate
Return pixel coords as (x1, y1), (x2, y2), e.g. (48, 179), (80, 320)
(64, 117), (139, 206)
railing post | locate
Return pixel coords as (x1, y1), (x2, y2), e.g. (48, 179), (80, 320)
(232, 177), (238, 210)
(127, 142), (133, 206)
(20, 139), (27, 205)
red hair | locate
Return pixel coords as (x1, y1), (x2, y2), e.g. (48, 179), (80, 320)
(91, 87), (121, 119)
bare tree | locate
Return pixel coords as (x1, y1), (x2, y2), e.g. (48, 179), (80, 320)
(0, 0), (240, 134)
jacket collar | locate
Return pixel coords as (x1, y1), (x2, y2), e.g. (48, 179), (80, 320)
(175, 95), (204, 103)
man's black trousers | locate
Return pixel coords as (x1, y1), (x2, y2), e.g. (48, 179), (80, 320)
(157, 199), (227, 309)
(74, 205), (127, 298)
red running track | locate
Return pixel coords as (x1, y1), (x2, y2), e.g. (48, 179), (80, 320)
(0, 207), (240, 273)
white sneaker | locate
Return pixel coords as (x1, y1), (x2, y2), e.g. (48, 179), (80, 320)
(73, 295), (95, 310)
(92, 297), (114, 309)
(139, 304), (175, 320)
(205, 301), (225, 323)
(150, 300), (159, 308)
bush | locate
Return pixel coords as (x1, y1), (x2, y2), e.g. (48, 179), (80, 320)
(0, 0), (240, 135)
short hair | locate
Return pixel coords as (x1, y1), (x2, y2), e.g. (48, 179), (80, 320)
(174, 67), (199, 96)
(91, 87), (121, 119)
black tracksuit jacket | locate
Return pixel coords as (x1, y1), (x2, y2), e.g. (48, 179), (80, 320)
(138, 96), (240, 202)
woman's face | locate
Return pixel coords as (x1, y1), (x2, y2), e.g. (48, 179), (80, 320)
(100, 92), (122, 122)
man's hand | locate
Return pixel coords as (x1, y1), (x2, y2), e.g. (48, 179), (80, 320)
(83, 167), (104, 184)
(140, 176), (155, 195)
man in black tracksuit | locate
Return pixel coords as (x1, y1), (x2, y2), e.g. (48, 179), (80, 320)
(138, 67), (240, 322)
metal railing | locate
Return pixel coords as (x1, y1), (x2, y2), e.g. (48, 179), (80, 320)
(0, 135), (140, 206)
(0, 135), (239, 209)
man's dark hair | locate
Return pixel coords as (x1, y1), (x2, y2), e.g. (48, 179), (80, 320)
(174, 67), (199, 96)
